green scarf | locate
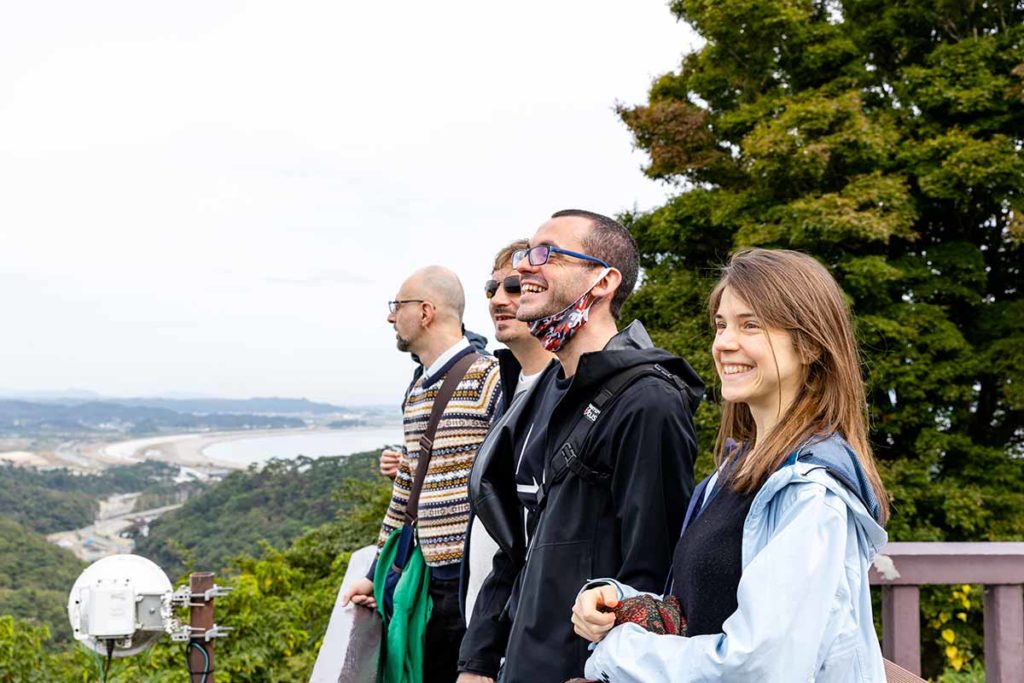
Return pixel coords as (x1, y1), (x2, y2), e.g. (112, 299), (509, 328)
(373, 528), (433, 683)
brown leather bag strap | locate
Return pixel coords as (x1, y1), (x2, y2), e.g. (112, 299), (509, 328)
(405, 351), (480, 524)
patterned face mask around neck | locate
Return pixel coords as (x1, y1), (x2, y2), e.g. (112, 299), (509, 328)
(527, 268), (610, 352)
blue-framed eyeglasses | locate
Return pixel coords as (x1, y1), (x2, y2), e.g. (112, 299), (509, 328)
(511, 244), (610, 269)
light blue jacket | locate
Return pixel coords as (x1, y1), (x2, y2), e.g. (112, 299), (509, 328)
(583, 435), (888, 682)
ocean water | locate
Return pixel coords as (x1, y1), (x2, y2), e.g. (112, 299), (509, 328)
(201, 426), (402, 465)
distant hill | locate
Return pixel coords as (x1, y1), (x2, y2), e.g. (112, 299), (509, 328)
(0, 516), (85, 643)
(113, 396), (346, 415)
(0, 399), (305, 436)
(134, 449), (382, 578)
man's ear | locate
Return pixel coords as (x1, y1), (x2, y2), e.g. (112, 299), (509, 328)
(420, 301), (436, 328)
(591, 268), (622, 302)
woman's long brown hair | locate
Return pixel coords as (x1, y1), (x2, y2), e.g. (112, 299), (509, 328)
(710, 248), (890, 523)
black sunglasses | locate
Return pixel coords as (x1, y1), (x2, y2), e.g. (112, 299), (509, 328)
(484, 275), (522, 299)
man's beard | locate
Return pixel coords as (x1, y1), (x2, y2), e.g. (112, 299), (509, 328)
(396, 335), (411, 352)
(517, 286), (574, 323)
(492, 306), (520, 344)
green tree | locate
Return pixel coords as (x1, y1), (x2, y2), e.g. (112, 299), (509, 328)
(103, 475), (393, 682)
(618, 0), (1023, 675)
(0, 517), (85, 644)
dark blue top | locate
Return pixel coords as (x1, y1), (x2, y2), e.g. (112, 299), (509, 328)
(671, 479), (756, 635)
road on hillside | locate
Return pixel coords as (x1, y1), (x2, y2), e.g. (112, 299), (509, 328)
(47, 493), (182, 563)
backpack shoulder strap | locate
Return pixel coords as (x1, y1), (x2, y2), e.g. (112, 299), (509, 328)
(539, 363), (691, 508)
(405, 351), (480, 524)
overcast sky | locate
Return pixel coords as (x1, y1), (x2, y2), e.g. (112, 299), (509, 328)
(0, 1), (699, 406)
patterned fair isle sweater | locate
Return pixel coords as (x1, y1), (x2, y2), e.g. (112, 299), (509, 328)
(375, 353), (501, 568)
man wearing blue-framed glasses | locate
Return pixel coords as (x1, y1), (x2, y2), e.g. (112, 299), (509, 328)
(458, 210), (703, 683)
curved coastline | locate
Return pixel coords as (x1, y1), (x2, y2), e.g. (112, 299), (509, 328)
(97, 428), (325, 469)
(94, 425), (402, 469)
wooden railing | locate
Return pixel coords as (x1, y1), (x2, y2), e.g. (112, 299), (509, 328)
(314, 543), (1024, 682)
(870, 542), (1024, 682)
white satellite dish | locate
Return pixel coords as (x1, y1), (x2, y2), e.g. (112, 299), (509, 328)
(67, 554), (173, 657)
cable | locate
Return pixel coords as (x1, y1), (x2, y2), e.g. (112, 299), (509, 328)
(102, 639), (114, 683)
(91, 647), (103, 682)
(185, 640), (212, 683)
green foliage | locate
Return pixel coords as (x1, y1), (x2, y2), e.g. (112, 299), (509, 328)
(936, 660), (986, 683)
(620, 1), (1023, 676)
(101, 471), (391, 681)
(0, 517), (84, 644)
(0, 615), (62, 683)
(923, 584), (984, 675)
(0, 480), (95, 535)
(0, 461), (188, 534)
(0, 452), (393, 681)
(135, 451), (382, 578)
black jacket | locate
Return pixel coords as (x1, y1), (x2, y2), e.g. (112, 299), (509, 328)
(458, 348), (523, 615)
(458, 321), (703, 682)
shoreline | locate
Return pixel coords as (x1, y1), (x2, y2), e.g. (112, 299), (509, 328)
(10, 424), (400, 472)
(96, 427), (332, 469)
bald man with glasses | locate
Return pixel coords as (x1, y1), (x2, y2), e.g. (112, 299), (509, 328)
(342, 265), (501, 683)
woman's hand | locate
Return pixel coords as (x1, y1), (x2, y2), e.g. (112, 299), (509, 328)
(571, 585), (620, 643)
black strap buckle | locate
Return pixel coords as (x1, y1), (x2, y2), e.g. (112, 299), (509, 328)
(560, 442), (579, 470)
(558, 441), (609, 484)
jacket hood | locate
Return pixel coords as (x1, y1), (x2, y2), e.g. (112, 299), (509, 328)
(755, 433), (888, 557)
(464, 327), (489, 353)
(571, 321), (704, 408)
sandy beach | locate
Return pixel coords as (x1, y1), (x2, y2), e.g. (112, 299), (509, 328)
(88, 427), (333, 469)
(6, 424), (399, 472)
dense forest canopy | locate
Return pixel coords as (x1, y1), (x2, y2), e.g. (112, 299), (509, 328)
(135, 452), (382, 577)
(618, 0), (1023, 675)
(620, 0), (1023, 540)
(0, 516), (84, 646)
(0, 460), (187, 533)
(0, 451), (390, 682)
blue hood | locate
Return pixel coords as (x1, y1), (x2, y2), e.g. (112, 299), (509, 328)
(785, 434), (885, 525)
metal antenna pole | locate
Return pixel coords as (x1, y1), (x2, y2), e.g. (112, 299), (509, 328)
(189, 572), (215, 683)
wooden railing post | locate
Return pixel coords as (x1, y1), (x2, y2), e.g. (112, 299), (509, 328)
(983, 584), (1024, 683)
(882, 585), (921, 675)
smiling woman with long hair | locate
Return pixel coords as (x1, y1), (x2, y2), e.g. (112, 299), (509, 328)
(570, 248), (890, 682)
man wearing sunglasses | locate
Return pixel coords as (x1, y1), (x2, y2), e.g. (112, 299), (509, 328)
(341, 265), (501, 683)
(482, 240), (556, 405)
(460, 240), (555, 631)
(458, 210), (703, 683)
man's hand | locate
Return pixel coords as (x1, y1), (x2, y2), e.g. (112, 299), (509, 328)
(340, 577), (377, 610)
(379, 448), (402, 479)
(571, 585), (619, 643)
(456, 674), (495, 683)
